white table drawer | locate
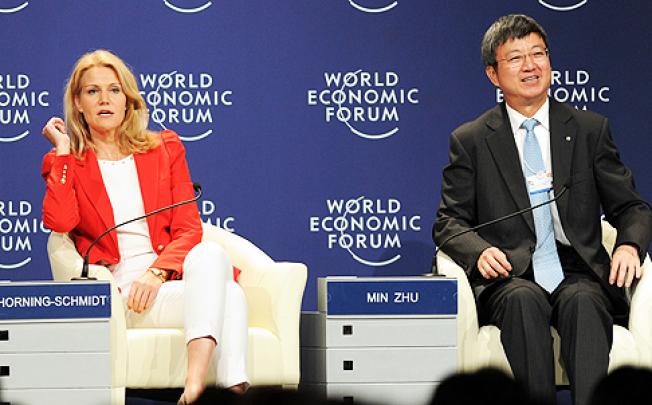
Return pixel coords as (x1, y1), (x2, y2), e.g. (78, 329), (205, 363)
(301, 346), (457, 383)
(0, 352), (110, 389)
(0, 388), (111, 405)
(0, 321), (109, 353)
(301, 313), (456, 347)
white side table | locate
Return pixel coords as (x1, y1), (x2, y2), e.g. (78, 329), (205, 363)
(0, 281), (111, 405)
(301, 276), (458, 405)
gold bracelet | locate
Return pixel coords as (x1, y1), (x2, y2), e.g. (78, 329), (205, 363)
(148, 268), (167, 283)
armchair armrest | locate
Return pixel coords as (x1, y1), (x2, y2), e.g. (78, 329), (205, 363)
(600, 220), (652, 365)
(200, 224), (308, 384)
(47, 232), (128, 391)
(238, 261), (307, 385)
(437, 252), (479, 370)
(201, 224), (274, 270)
(47, 231), (84, 281)
(628, 255), (652, 366)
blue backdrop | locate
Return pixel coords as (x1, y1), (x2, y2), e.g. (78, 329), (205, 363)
(1, 0), (650, 310)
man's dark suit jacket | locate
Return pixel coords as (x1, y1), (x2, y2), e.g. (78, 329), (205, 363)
(434, 99), (652, 317)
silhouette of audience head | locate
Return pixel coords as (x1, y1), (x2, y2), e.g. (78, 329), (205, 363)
(430, 367), (532, 405)
(590, 366), (652, 405)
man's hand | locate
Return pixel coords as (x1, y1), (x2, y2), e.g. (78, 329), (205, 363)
(128, 269), (164, 313)
(477, 247), (513, 279)
(609, 244), (641, 288)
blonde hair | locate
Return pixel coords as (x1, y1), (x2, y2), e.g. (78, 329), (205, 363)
(64, 49), (159, 157)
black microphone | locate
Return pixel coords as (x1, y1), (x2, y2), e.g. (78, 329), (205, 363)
(430, 181), (571, 276)
(73, 182), (203, 280)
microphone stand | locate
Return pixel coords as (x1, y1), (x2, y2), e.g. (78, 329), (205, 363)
(73, 183), (203, 280)
(429, 184), (569, 276)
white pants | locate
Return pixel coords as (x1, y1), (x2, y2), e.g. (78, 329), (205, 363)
(117, 241), (249, 388)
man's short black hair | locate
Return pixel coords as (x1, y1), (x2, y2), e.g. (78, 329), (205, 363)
(481, 14), (549, 67)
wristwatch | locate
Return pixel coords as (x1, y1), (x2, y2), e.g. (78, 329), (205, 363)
(148, 268), (168, 283)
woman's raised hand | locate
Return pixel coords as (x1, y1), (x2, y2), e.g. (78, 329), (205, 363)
(42, 117), (70, 154)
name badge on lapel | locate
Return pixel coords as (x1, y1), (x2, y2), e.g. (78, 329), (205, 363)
(526, 171), (553, 195)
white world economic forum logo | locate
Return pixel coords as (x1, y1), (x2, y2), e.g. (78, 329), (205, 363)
(163, 0), (212, 14)
(139, 69), (233, 142)
(348, 0), (398, 14)
(310, 196), (421, 267)
(0, 73), (50, 143)
(539, 0), (587, 11)
(495, 69), (610, 111)
(0, 200), (50, 271)
(0, 1), (28, 13)
(307, 69), (419, 140)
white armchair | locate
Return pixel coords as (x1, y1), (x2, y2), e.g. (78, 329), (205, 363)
(437, 220), (652, 384)
(47, 223), (307, 404)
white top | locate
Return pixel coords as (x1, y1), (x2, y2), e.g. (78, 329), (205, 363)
(98, 155), (157, 293)
(505, 98), (570, 245)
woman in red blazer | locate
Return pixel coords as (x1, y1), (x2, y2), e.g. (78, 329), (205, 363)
(41, 50), (247, 404)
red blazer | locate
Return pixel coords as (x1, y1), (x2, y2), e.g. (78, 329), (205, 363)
(42, 130), (223, 279)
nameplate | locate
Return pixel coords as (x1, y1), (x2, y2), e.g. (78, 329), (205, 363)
(0, 282), (111, 320)
(319, 277), (457, 316)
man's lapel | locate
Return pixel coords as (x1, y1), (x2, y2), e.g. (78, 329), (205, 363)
(549, 99), (576, 221)
(485, 103), (536, 235)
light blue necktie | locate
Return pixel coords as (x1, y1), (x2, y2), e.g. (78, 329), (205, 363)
(521, 118), (564, 293)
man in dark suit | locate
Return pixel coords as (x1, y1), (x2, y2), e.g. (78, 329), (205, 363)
(434, 14), (652, 405)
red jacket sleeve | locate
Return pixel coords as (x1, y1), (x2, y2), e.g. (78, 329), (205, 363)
(41, 151), (81, 232)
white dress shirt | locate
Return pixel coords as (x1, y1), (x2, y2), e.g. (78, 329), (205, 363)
(505, 98), (571, 246)
(98, 155), (157, 293)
